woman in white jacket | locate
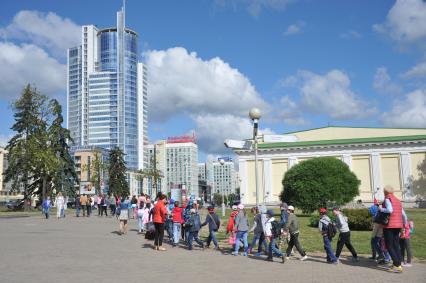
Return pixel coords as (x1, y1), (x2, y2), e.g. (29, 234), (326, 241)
(56, 192), (65, 219)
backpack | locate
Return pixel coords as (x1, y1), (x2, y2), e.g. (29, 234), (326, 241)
(271, 220), (284, 238)
(327, 222), (337, 238)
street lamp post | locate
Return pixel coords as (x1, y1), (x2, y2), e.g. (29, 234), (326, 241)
(249, 108), (261, 208)
(219, 158), (226, 217)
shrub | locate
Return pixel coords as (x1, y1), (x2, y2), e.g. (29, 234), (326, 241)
(308, 208), (372, 231)
(280, 157), (360, 213)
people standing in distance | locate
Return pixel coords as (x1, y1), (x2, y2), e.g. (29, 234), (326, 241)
(42, 196), (52, 219)
(55, 192), (65, 219)
(75, 193), (81, 217)
(80, 194), (88, 217)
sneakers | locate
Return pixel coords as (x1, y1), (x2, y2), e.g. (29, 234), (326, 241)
(352, 257), (360, 262)
(402, 263), (412, 267)
(281, 255), (286, 263)
(387, 265), (403, 273)
(265, 257), (273, 262)
(254, 252), (262, 257)
(285, 256), (290, 261)
(301, 255), (308, 261)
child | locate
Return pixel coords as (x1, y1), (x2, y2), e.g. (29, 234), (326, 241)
(185, 208), (204, 250)
(42, 197), (52, 219)
(142, 203), (151, 232)
(400, 219), (413, 267)
(201, 206), (221, 249)
(137, 202), (144, 233)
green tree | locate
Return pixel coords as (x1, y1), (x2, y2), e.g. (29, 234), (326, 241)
(280, 157), (360, 213)
(412, 153), (426, 199)
(82, 151), (107, 195)
(108, 147), (129, 197)
(213, 193), (227, 206)
(48, 99), (78, 196)
(5, 85), (49, 203)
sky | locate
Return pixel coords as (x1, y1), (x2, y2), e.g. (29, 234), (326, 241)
(0, 0), (426, 161)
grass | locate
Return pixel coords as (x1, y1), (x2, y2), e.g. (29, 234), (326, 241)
(198, 208), (426, 261)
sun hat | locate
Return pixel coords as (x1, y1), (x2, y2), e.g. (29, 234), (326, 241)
(237, 204), (244, 210)
(288, 205), (295, 211)
(232, 205), (238, 211)
(319, 207), (327, 214)
(266, 209), (274, 216)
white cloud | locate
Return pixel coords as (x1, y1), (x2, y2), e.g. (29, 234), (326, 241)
(373, 0), (426, 43)
(283, 21), (305, 36)
(340, 30), (361, 39)
(194, 114), (253, 154)
(0, 134), (13, 147)
(297, 70), (377, 120)
(145, 47), (268, 122)
(275, 96), (307, 125)
(0, 42), (66, 100)
(382, 89), (426, 127)
(0, 10), (80, 57)
(402, 62), (426, 79)
(373, 67), (402, 95)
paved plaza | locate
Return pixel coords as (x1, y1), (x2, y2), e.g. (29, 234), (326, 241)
(0, 214), (425, 283)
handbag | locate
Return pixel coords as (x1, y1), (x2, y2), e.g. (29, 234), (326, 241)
(374, 211), (390, 225)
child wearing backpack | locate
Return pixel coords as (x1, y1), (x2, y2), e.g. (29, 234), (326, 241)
(333, 207), (359, 262)
(265, 209), (285, 263)
(319, 208), (338, 264)
(185, 208), (204, 250)
(400, 219), (414, 267)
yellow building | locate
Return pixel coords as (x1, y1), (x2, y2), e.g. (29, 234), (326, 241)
(233, 127), (426, 206)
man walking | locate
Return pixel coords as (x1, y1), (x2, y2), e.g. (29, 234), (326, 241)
(319, 208), (338, 264)
(80, 194), (88, 217)
(285, 205), (308, 261)
(333, 207), (359, 262)
(75, 194), (81, 217)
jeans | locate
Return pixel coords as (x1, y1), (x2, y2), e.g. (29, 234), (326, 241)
(206, 230), (218, 248)
(138, 216), (143, 232)
(383, 228), (402, 267)
(154, 222), (165, 246)
(399, 238), (412, 264)
(234, 231), (248, 255)
(323, 236), (337, 262)
(372, 237), (385, 260)
(101, 206), (108, 216)
(76, 206), (80, 217)
(86, 205), (91, 216)
(268, 237), (283, 258)
(166, 219), (173, 240)
(250, 233), (267, 253)
(110, 204), (116, 216)
(335, 231), (357, 258)
(286, 232), (306, 257)
(173, 223), (181, 245)
(188, 231), (204, 250)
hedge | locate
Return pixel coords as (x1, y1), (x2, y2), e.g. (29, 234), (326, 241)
(309, 208), (372, 231)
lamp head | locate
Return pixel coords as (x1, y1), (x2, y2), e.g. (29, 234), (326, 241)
(249, 108), (261, 121)
(219, 159), (225, 165)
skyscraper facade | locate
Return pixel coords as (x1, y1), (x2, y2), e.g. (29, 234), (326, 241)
(67, 4), (147, 170)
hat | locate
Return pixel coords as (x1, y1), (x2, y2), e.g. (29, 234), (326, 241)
(232, 205), (238, 211)
(319, 207), (327, 214)
(170, 199), (175, 204)
(237, 204), (244, 210)
(266, 209), (274, 216)
(288, 205), (294, 211)
(208, 206), (215, 212)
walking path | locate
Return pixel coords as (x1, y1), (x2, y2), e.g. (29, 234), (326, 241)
(0, 214), (424, 283)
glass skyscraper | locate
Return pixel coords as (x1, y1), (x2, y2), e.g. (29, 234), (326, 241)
(67, 4), (147, 170)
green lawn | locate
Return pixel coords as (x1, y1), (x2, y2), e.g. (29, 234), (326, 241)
(198, 208), (426, 261)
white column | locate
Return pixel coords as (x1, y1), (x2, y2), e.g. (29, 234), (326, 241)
(263, 158), (272, 204)
(288, 157), (298, 168)
(400, 152), (411, 200)
(342, 154), (352, 170)
(371, 153), (382, 201)
(239, 159), (248, 205)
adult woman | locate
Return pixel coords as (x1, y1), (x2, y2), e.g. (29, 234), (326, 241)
(152, 194), (168, 251)
(380, 185), (407, 273)
(233, 204), (249, 256)
(55, 192), (65, 219)
(118, 195), (130, 235)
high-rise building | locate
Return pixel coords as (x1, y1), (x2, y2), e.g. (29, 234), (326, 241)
(67, 3), (147, 170)
(147, 135), (199, 198)
(213, 158), (237, 195)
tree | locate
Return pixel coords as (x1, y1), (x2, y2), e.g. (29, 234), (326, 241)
(412, 153), (426, 199)
(5, 85), (49, 203)
(213, 193), (227, 206)
(82, 151), (107, 195)
(280, 157), (360, 213)
(48, 99), (78, 196)
(108, 147), (129, 197)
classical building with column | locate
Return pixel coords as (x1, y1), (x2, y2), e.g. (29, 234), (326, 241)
(233, 127), (426, 206)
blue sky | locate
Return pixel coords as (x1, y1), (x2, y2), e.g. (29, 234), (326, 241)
(1, 0), (426, 160)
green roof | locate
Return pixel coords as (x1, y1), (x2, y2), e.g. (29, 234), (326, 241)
(258, 135), (426, 149)
(283, 126), (426, 135)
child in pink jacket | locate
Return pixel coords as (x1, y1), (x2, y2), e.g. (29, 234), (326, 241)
(400, 220), (414, 267)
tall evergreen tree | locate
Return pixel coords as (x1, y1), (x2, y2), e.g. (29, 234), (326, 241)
(48, 99), (78, 196)
(108, 147), (129, 197)
(5, 85), (48, 202)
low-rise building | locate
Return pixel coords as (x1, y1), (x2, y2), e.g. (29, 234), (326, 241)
(232, 126), (426, 206)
